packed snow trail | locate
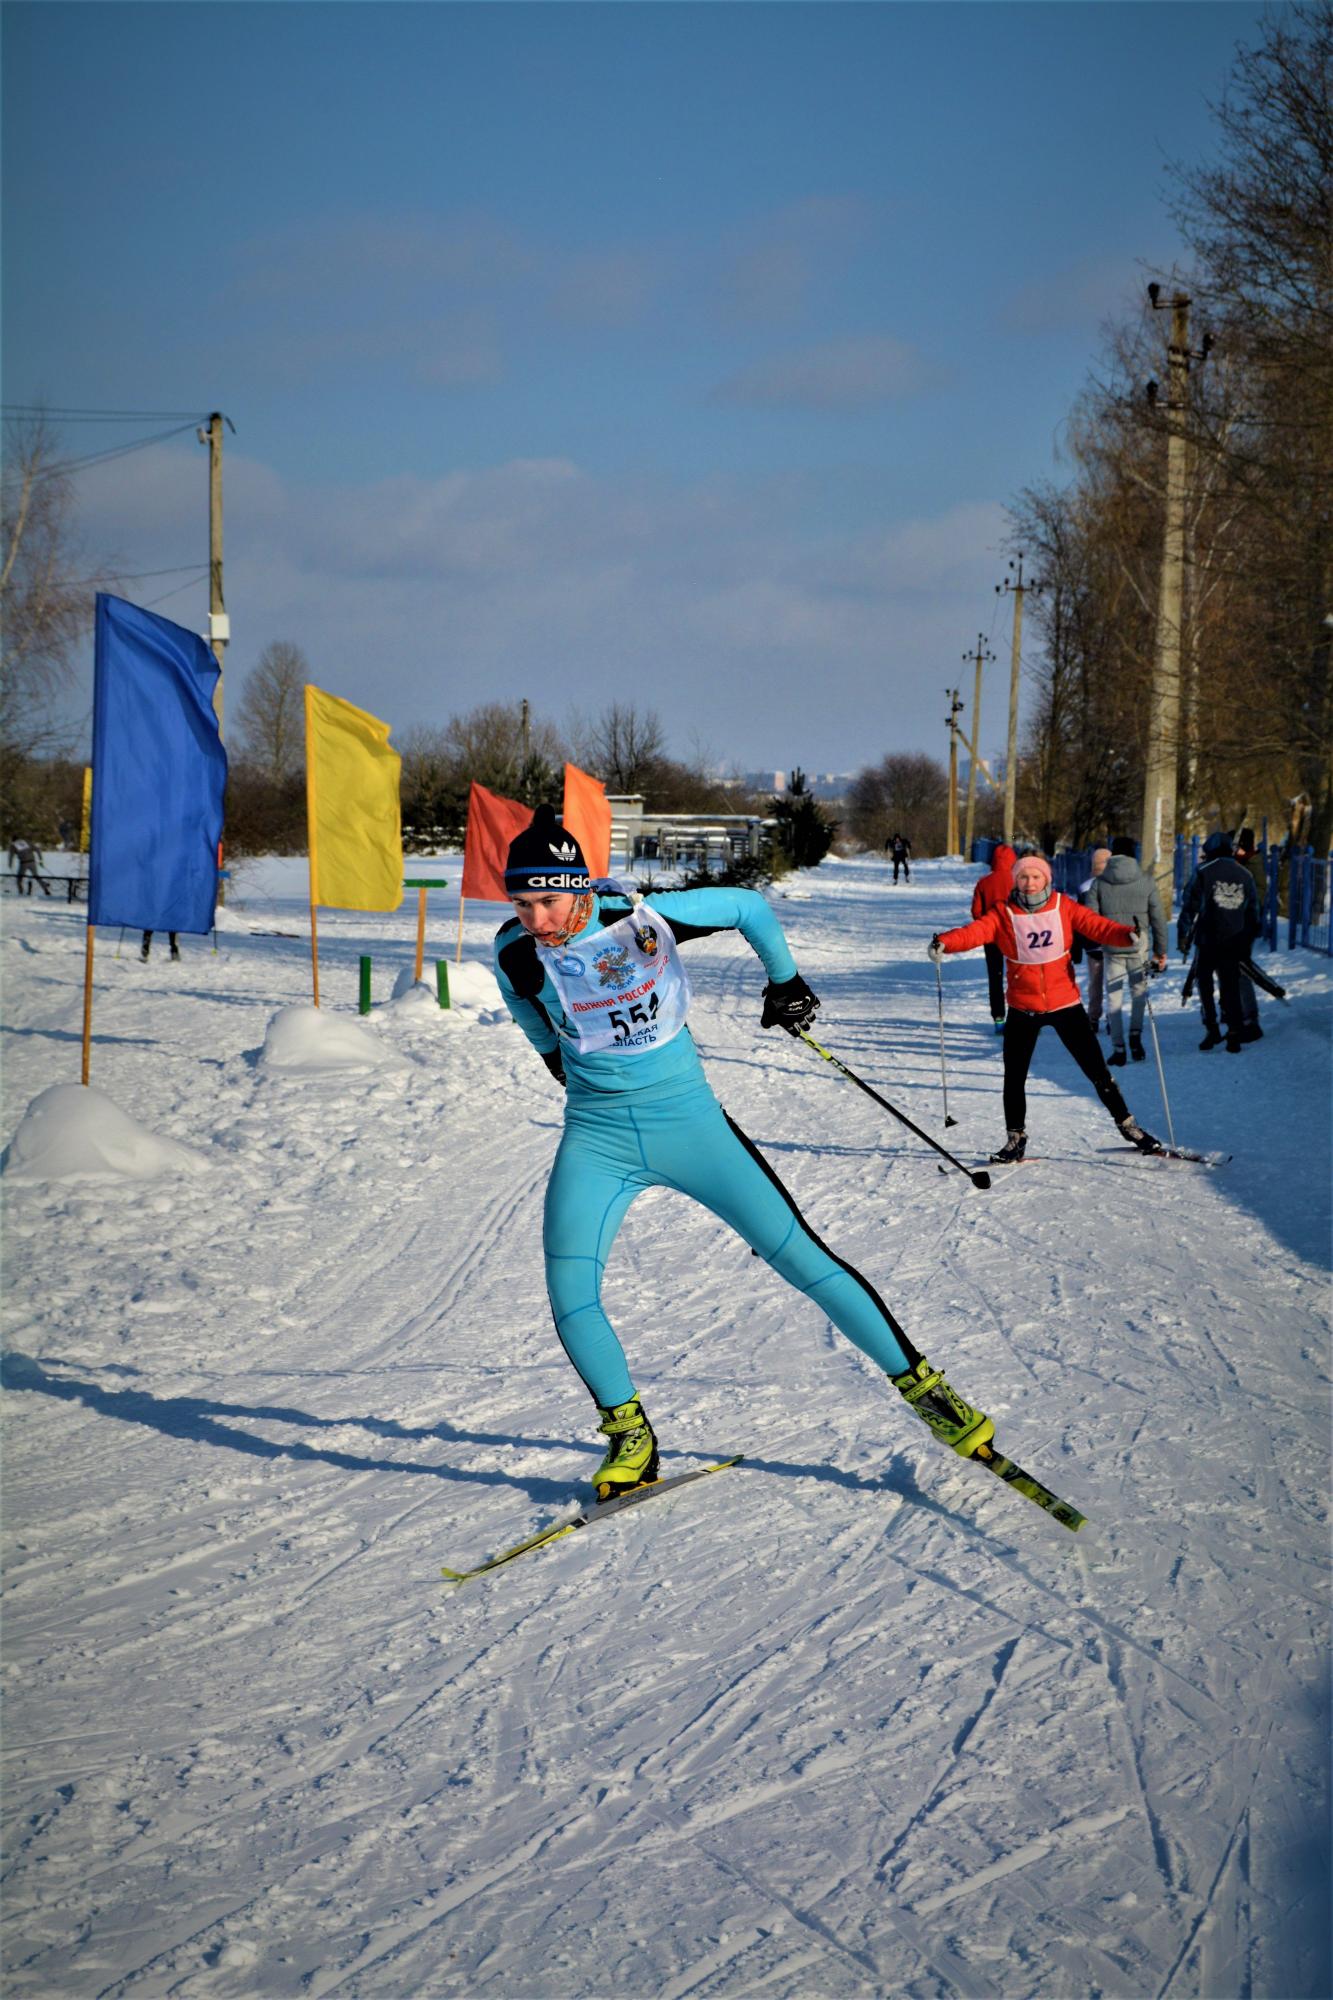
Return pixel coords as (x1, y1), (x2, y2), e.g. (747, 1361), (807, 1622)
(2, 855), (1329, 1999)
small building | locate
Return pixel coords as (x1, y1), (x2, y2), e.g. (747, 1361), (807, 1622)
(606, 796), (775, 874)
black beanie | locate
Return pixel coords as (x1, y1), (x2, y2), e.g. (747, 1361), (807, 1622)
(1110, 835), (1137, 858)
(504, 804), (591, 893)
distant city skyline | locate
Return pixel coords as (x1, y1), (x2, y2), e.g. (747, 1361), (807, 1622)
(3, 2), (1271, 772)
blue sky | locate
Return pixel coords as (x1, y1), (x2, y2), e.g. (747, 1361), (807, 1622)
(3, 2), (1273, 775)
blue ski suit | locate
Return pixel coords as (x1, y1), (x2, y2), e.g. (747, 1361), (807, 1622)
(494, 887), (915, 1409)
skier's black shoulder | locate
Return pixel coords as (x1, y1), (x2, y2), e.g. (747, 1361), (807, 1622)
(495, 921), (543, 999)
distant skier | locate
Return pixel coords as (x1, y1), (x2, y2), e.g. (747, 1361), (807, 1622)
(494, 805), (996, 1500)
(929, 852), (1163, 1162)
(140, 931), (180, 962)
(887, 832), (912, 884)
(8, 837), (46, 896)
(969, 840), (1016, 1030)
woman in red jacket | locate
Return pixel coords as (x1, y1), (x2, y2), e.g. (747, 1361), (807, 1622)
(970, 841), (1016, 1030)
(931, 854), (1163, 1162)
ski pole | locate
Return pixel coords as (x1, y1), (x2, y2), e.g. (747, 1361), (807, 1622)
(932, 959), (958, 1127)
(1144, 975), (1177, 1151)
(793, 1029), (990, 1190)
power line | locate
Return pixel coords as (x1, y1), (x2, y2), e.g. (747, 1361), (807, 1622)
(30, 422), (202, 482)
(2, 403), (209, 423)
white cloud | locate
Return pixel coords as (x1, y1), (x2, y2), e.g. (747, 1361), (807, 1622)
(70, 447), (1014, 769)
(714, 335), (945, 411)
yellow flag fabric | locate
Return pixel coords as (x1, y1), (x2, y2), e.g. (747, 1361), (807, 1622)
(305, 685), (403, 911)
(80, 767), (92, 853)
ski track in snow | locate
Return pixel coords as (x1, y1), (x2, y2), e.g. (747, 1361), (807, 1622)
(2, 855), (1330, 1999)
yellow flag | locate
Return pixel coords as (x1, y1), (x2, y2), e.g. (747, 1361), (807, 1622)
(305, 685), (403, 911)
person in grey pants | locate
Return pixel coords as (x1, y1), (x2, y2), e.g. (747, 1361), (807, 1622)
(1089, 837), (1168, 1063)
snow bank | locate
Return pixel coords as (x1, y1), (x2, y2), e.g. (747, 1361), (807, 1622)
(258, 1005), (408, 1074)
(379, 958), (506, 1024)
(2, 1082), (213, 1183)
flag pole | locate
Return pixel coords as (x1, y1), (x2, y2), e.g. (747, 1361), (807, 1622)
(456, 894), (466, 965)
(414, 884), (427, 983)
(304, 685), (320, 1005)
(81, 923), (95, 1084)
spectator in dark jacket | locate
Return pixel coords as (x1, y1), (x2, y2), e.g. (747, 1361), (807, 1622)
(1088, 837), (1168, 1064)
(971, 842), (1016, 1028)
(1178, 831), (1261, 1052)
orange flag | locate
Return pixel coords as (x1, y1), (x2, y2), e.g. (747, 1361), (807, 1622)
(562, 763), (612, 879)
(461, 782), (533, 902)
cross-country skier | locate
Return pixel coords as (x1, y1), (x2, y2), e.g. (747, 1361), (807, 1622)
(969, 840), (1016, 1030)
(929, 852), (1164, 1163)
(493, 806), (995, 1500)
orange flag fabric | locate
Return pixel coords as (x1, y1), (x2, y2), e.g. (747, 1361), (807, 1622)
(461, 782), (533, 902)
(562, 763), (612, 879)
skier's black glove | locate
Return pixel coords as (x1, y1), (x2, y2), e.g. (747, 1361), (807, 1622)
(761, 974), (820, 1034)
(541, 1049), (567, 1088)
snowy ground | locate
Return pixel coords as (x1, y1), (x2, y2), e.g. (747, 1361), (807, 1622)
(2, 853), (1330, 2000)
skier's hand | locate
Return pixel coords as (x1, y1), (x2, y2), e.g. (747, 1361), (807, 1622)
(541, 1049), (567, 1088)
(761, 974), (820, 1034)
(1153, 952), (1168, 972)
(927, 936), (946, 964)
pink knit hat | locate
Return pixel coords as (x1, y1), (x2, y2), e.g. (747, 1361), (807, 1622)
(1013, 854), (1052, 890)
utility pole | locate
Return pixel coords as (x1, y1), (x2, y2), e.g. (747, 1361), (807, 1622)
(996, 554), (1043, 844)
(1141, 286), (1196, 918)
(945, 687), (965, 857)
(520, 697), (531, 765)
(196, 413), (235, 732)
(962, 633), (994, 860)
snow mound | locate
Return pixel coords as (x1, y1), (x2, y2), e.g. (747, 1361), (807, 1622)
(378, 958), (505, 1025)
(2, 1083), (213, 1183)
(258, 1006), (407, 1074)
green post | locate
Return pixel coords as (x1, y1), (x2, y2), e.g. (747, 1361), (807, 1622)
(436, 959), (450, 1009)
(359, 956), (372, 1015)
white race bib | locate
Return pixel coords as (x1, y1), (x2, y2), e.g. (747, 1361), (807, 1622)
(1009, 897), (1066, 963)
(537, 904), (691, 1057)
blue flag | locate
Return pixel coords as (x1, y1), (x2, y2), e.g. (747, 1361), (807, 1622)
(89, 594), (228, 933)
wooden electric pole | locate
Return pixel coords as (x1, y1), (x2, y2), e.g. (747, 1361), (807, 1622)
(1141, 287), (1193, 918)
(945, 687), (965, 857)
(996, 554), (1043, 844)
(962, 633), (994, 860)
(197, 412), (234, 733)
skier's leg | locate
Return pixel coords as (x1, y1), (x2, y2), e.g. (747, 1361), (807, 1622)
(1001, 1009), (1040, 1132)
(542, 1124), (643, 1409)
(1127, 951), (1149, 1051)
(1049, 1006), (1131, 1123)
(637, 1089), (917, 1376)
(1085, 951), (1104, 1030)
(690, 1108), (991, 1453)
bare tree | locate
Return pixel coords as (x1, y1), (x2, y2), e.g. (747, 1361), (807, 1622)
(234, 641), (309, 783)
(847, 753), (949, 853)
(588, 703), (666, 794)
(1, 414), (111, 762)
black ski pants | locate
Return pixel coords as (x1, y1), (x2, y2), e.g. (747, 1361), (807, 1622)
(1002, 1004), (1130, 1134)
(1197, 938), (1251, 1036)
(892, 858), (910, 883)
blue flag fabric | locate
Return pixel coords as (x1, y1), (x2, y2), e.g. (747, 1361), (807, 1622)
(89, 594), (228, 933)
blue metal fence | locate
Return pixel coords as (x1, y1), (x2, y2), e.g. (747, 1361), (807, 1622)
(970, 832), (1332, 955)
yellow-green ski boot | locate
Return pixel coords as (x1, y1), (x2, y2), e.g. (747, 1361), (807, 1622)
(592, 1396), (660, 1502)
(891, 1358), (994, 1457)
